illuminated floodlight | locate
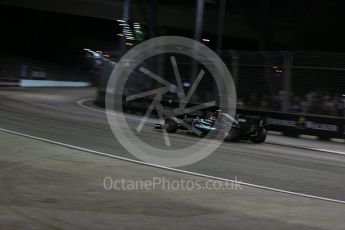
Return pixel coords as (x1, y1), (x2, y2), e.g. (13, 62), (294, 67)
(183, 82), (191, 87)
(202, 38), (210, 42)
(116, 19), (125, 22)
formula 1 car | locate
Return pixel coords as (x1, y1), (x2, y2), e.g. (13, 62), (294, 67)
(158, 111), (267, 143)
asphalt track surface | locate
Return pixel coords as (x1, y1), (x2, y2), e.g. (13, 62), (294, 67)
(1, 88), (345, 203)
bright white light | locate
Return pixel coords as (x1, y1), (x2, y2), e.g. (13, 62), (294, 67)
(116, 19), (125, 22)
(126, 42), (133, 46)
(183, 82), (191, 87)
(202, 38), (210, 42)
(92, 52), (101, 57)
(116, 33), (124, 37)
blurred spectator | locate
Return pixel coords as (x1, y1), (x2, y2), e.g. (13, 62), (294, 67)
(289, 96), (301, 112)
(308, 96), (323, 114)
(237, 98), (245, 108)
(323, 95), (336, 116)
(259, 95), (269, 109)
(306, 91), (317, 106)
(269, 94), (282, 111)
(300, 97), (309, 113)
(335, 96), (345, 117)
(237, 91), (345, 117)
(247, 93), (258, 107)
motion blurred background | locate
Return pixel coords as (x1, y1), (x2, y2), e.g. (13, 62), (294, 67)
(1, 2), (345, 229)
(1, 0), (345, 118)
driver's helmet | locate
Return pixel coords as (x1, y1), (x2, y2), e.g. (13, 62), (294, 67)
(208, 110), (221, 122)
(214, 109), (221, 118)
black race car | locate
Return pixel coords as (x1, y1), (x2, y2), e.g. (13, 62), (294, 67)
(158, 111), (266, 143)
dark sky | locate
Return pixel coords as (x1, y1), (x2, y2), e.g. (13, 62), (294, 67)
(1, 1), (345, 61)
(0, 5), (119, 60)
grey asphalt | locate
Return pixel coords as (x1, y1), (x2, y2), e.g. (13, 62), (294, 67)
(2, 130), (345, 230)
(0, 88), (345, 204)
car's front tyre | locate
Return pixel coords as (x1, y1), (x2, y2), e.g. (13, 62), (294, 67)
(250, 129), (267, 143)
(165, 119), (178, 133)
(224, 127), (239, 142)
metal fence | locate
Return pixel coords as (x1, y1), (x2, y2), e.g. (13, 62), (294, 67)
(98, 50), (345, 118)
(231, 51), (345, 117)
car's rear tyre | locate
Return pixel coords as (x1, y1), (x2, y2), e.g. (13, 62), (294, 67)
(250, 129), (267, 143)
(225, 127), (239, 142)
(165, 119), (178, 133)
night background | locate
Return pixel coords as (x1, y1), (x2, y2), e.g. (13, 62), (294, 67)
(1, 0), (345, 113)
(1, 1), (345, 229)
(2, 0), (345, 60)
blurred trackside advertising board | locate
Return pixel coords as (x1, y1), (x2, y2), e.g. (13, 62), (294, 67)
(237, 109), (345, 140)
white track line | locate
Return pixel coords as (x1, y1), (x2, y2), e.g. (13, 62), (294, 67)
(76, 98), (157, 124)
(267, 142), (345, 156)
(1, 127), (345, 205)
